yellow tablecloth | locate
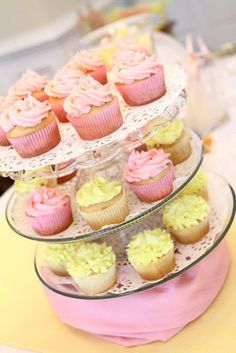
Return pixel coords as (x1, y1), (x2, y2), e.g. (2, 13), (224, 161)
(0, 217), (235, 353)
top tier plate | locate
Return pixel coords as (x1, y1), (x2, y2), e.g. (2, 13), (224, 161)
(0, 65), (185, 179)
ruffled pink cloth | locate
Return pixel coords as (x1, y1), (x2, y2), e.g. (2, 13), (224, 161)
(44, 241), (229, 346)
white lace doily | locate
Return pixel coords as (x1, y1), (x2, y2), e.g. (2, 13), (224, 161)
(0, 65), (185, 175)
(6, 131), (203, 242)
(37, 173), (235, 298)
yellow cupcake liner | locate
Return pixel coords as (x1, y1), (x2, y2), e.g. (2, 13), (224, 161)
(131, 250), (175, 281)
(168, 217), (209, 244)
(72, 264), (117, 295)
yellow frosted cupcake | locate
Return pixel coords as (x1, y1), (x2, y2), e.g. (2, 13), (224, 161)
(147, 120), (191, 165)
(66, 242), (116, 295)
(127, 228), (175, 280)
(76, 177), (129, 230)
(14, 167), (57, 194)
(163, 195), (210, 244)
(180, 171), (208, 199)
(45, 243), (81, 276)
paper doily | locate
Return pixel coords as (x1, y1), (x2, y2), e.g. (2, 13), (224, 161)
(6, 130), (203, 242)
(36, 172), (235, 299)
(0, 65), (185, 175)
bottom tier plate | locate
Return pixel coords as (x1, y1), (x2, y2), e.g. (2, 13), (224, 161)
(35, 173), (235, 299)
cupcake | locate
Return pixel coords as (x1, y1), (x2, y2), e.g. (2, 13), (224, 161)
(57, 160), (77, 184)
(127, 228), (175, 280)
(0, 96), (18, 146)
(26, 186), (73, 236)
(8, 69), (48, 102)
(66, 242), (116, 295)
(45, 67), (84, 122)
(64, 75), (123, 140)
(3, 95), (61, 158)
(76, 176), (128, 230)
(110, 50), (166, 106)
(146, 120), (192, 165)
(45, 243), (81, 276)
(124, 148), (175, 202)
(180, 171), (208, 199)
(163, 195), (210, 244)
(66, 49), (107, 85)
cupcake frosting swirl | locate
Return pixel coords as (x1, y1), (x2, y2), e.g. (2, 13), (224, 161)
(64, 76), (112, 118)
(7, 95), (51, 129)
(127, 228), (174, 266)
(66, 50), (103, 72)
(110, 52), (160, 84)
(8, 69), (48, 98)
(0, 95), (18, 132)
(66, 242), (116, 278)
(147, 120), (184, 147)
(163, 195), (210, 230)
(45, 68), (84, 98)
(76, 176), (121, 207)
(26, 186), (70, 217)
(124, 148), (172, 183)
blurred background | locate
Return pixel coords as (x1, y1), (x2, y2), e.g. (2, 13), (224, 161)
(0, 0), (235, 94)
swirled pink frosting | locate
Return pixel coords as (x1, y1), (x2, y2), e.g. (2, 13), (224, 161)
(124, 148), (171, 183)
(64, 75), (112, 117)
(65, 50), (103, 72)
(110, 52), (159, 84)
(6, 95), (51, 130)
(26, 186), (70, 217)
(0, 96), (22, 132)
(45, 68), (84, 98)
(114, 45), (151, 65)
(8, 69), (48, 98)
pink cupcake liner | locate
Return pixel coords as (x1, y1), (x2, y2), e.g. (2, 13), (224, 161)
(0, 126), (10, 146)
(57, 170), (77, 184)
(8, 117), (61, 158)
(67, 97), (123, 140)
(128, 164), (175, 202)
(49, 98), (68, 123)
(116, 65), (166, 106)
(27, 201), (73, 236)
(89, 65), (107, 85)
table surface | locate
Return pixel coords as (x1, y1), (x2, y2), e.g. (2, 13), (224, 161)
(1, 49), (236, 352)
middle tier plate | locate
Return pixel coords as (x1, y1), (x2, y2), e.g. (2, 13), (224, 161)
(6, 130), (203, 242)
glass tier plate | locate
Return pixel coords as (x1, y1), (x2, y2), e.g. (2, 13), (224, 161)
(6, 130), (203, 242)
(34, 173), (236, 300)
(0, 65), (185, 179)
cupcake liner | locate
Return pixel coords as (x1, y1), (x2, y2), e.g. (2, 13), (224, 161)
(32, 89), (48, 102)
(49, 97), (68, 123)
(129, 164), (175, 202)
(26, 200), (73, 236)
(160, 129), (192, 165)
(169, 217), (210, 244)
(116, 65), (166, 106)
(67, 97), (123, 140)
(0, 126), (10, 146)
(73, 264), (117, 295)
(57, 170), (77, 184)
(131, 250), (175, 281)
(89, 65), (107, 85)
(8, 118), (61, 158)
(79, 191), (129, 230)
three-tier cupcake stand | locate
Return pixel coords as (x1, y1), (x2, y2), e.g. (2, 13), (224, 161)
(0, 17), (235, 346)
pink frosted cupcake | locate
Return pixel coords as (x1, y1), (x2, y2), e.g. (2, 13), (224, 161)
(8, 69), (48, 102)
(4, 95), (61, 158)
(45, 67), (84, 122)
(64, 75), (123, 140)
(110, 50), (166, 106)
(124, 148), (175, 202)
(26, 186), (73, 235)
(0, 96), (18, 146)
(66, 50), (107, 85)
